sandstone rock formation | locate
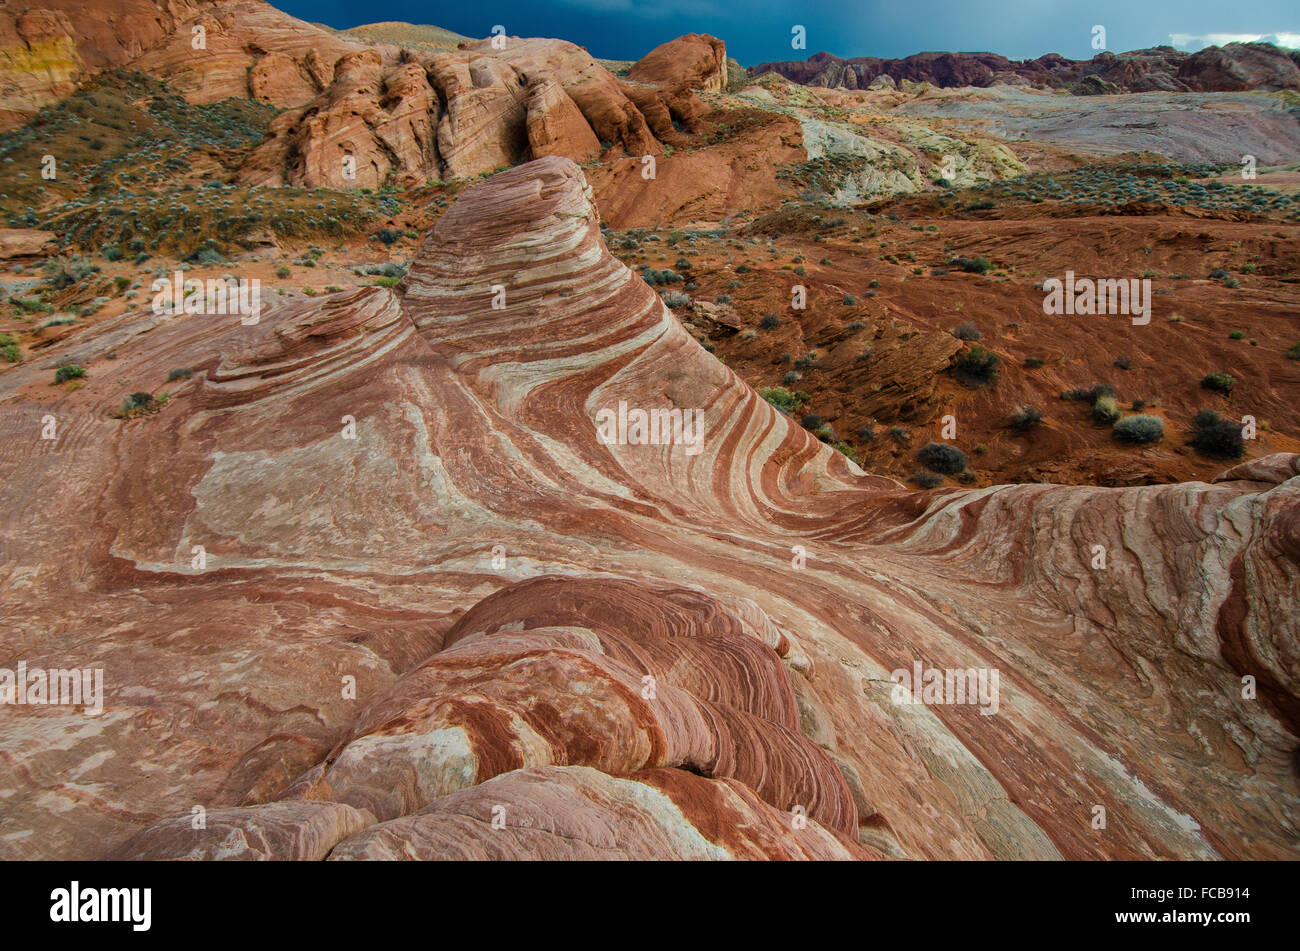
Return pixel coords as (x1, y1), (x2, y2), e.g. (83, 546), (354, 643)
(239, 36), (664, 186)
(0, 0), (365, 129)
(754, 42), (1300, 94)
(1, 157), (1297, 861)
(628, 33), (728, 92)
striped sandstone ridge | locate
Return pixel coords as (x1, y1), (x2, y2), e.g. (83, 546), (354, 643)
(1, 158), (1296, 860)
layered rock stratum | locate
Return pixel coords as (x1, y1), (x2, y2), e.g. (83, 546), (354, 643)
(1, 157), (1296, 860)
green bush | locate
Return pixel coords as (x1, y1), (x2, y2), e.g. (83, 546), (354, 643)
(1024, 356), (1045, 369)
(1113, 414), (1164, 444)
(1287, 341), (1300, 360)
(168, 367), (192, 381)
(1191, 409), (1244, 458)
(53, 363), (85, 384)
(1228, 330), (1245, 340)
(276, 266), (291, 279)
(1092, 395), (1121, 423)
(759, 313), (780, 330)
(952, 321), (981, 341)
(759, 386), (811, 414)
(950, 256), (992, 274)
(951, 345), (1000, 386)
(910, 471), (944, 489)
(1201, 372), (1235, 395)
(917, 442), (968, 474)
(1010, 406), (1044, 430)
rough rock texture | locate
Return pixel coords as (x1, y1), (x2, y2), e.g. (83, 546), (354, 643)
(628, 33), (727, 93)
(0, 228), (56, 260)
(754, 43), (1300, 94)
(525, 78), (601, 163)
(1, 157), (1296, 860)
(239, 36), (663, 185)
(0, 0), (364, 128)
(0, 7), (85, 129)
(239, 49), (440, 190)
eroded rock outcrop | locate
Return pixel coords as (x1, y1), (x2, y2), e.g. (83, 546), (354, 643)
(239, 36), (663, 185)
(628, 33), (728, 93)
(2, 157), (1297, 861)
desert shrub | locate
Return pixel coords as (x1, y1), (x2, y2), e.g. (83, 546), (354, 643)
(833, 441), (860, 463)
(167, 367), (192, 381)
(950, 256), (992, 274)
(1091, 395), (1122, 423)
(53, 363), (85, 384)
(1114, 355), (1132, 370)
(857, 425), (875, 442)
(801, 413), (824, 431)
(1062, 383), (1116, 403)
(1287, 341), (1300, 360)
(952, 321), (981, 341)
(276, 266), (291, 278)
(1201, 372), (1235, 395)
(374, 227), (403, 245)
(1190, 409), (1244, 458)
(1228, 330), (1245, 340)
(1024, 356), (1045, 369)
(660, 290), (691, 308)
(843, 294), (857, 305)
(782, 370), (801, 385)
(759, 313), (780, 330)
(951, 345), (1000, 386)
(916, 442), (968, 475)
(759, 386), (811, 414)
(910, 471), (944, 489)
(0, 333), (19, 363)
(1113, 414), (1164, 444)
(889, 426), (909, 444)
(103, 246), (123, 262)
(1009, 406), (1044, 430)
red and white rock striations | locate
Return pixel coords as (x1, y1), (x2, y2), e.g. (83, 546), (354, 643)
(1, 158), (1296, 860)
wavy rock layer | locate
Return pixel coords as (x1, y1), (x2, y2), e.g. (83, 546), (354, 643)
(1, 157), (1296, 861)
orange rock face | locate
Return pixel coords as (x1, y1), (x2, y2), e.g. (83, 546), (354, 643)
(239, 36), (664, 185)
(0, 0), (364, 129)
(2, 158), (1297, 861)
(628, 33), (728, 93)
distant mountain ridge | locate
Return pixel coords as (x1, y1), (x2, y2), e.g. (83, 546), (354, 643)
(752, 42), (1300, 94)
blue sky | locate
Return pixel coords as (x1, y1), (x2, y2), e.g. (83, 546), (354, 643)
(279, 0), (1300, 66)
